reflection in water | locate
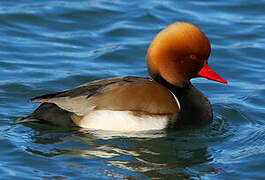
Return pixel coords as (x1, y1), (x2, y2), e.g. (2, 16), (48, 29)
(22, 122), (219, 179)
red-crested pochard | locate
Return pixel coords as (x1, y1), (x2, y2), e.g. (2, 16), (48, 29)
(16, 22), (227, 131)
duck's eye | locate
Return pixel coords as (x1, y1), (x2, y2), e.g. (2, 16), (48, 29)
(190, 55), (197, 60)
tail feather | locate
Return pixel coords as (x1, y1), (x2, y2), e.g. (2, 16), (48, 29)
(15, 103), (77, 127)
(15, 117), (40, 124)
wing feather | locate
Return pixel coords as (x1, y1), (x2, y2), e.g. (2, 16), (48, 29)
(31, 76), (179, 116)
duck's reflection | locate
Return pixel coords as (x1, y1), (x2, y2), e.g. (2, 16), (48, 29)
(23, 122), (213, 179)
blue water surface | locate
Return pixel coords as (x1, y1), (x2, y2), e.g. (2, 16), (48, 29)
(0, 0), (265, 179)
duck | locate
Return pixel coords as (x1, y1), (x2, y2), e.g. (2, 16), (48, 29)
(16, 22), (227, 131)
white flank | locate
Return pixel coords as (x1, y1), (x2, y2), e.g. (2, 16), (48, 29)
(78, 110), (169, 131)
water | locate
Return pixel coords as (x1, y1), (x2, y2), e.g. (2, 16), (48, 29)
(0, 0), (264, 179)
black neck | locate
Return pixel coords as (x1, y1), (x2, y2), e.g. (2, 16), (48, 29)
(152, 74), (190, 93)
(152, 74), (213, 129)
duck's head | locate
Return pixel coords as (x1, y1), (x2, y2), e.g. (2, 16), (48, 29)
(147, 22), (227, 88)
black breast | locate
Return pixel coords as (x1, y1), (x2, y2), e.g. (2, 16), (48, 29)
(171, 84), (213, 129)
